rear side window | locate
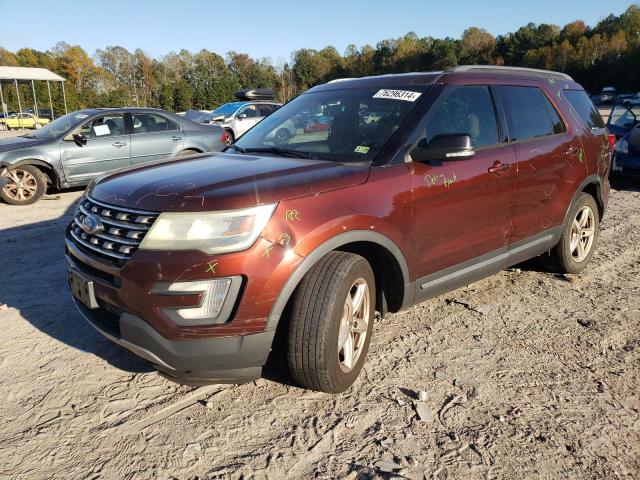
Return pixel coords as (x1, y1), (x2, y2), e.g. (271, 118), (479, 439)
(501, 86), (563, 141)
(564, 90), (605, 129)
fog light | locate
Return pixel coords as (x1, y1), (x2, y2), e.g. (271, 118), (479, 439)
(152, 277), (240, 326)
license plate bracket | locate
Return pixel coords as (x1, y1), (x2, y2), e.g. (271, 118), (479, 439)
(68, 268), (99, 309)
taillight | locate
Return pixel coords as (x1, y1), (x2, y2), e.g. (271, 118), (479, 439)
(220, 131), (227, 143)
(608, 133), (616, 150)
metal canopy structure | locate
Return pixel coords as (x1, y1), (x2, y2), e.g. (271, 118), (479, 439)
(0, 66), (67, 127)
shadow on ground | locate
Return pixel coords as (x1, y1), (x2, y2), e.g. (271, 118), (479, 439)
(0, 191), (151, 374)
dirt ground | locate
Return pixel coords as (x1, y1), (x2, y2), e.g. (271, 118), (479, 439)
(0, 170), (639, 479)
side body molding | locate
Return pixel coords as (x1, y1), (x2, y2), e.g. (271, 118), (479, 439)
(265, 230), (411, 331)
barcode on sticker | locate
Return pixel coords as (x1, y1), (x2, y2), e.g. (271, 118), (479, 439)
(373, 89), (421, 102)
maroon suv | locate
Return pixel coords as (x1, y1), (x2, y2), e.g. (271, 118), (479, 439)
(66, 66), (612, 393)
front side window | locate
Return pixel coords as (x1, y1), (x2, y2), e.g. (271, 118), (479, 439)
(79, 114), (126, 138)
(239, 105), (261, 118)
(234, 86), (426, 162)
(132, 113), (178, 133)
(501, 86), (561, 141)
(425, 85), (499, 148)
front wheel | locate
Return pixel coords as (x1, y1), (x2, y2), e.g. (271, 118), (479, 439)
(0, 165), (47, 205)
(543, 193), (599, 274)
(0, 123), (7, 131)
(223, 129), (234, 146)
(287, 251), (375, 393)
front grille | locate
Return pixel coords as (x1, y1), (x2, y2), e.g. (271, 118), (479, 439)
(69, 196), (159, 263)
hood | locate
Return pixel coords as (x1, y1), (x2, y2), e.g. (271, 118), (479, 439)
(88, 152), (370, 212)
(0, 135), (49, 154)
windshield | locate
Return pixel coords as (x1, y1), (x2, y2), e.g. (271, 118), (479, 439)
(212, 102), (246, 116)
(233, 86), (426, 162)
(28, 111), (91, 139)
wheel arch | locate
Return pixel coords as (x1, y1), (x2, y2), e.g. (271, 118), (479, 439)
(5, 158), (59, 188)
(580, 178), (604, 219)
(265, 230), (411, 332)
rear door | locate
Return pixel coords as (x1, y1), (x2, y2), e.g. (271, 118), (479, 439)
(499, 84), (581, 243)
(129, 112), (183, 165)
(409, 83), (516, 282)
(60, 113), (131, 184)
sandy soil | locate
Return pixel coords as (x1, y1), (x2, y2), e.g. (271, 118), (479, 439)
(0, 173), (638, 479)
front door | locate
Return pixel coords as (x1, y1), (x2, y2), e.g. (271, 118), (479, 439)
(129, 112), (183, 165)
(60, 113), (131, 184)
(408, 84), (516, 286)
(233, 104), (264, 138)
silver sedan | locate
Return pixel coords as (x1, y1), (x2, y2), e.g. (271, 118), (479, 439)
(0, 108), (226, 205)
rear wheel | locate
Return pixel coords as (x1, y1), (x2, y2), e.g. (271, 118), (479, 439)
(0, 165), (47, 205)
(274, 128), (290, 145)
(543, 193), (599, 274)
(287, 251), (375, 393)
(34, 123), (42, 129)
(178, 149), (200, 156)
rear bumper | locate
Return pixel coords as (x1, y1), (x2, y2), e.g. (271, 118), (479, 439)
(73, 299), (274, 385)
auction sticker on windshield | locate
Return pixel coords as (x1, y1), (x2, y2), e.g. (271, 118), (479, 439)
(373, 89), (421, 102)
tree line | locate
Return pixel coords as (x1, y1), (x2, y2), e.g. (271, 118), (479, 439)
(1, 4), (638, 116)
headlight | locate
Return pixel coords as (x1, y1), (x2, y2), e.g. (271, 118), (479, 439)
(615, 138), (629, 154)
(139, 203), (277, 254)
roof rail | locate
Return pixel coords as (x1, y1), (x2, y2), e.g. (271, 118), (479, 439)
(449, 65), (573, 81)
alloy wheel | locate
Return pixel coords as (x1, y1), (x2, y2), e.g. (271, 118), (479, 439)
(570, 205), (595, 262)
(3, 169), (38, 202)
(338, 278), (370, 373)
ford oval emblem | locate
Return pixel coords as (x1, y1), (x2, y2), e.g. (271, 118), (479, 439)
(80, 214), (103, 235)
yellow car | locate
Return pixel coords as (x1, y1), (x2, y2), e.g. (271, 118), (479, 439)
(0, 113), (51, 130)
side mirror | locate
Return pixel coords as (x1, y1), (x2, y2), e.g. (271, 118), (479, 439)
(237, 113), (247, 120)
(73, 133), (87, 146)
(410, 133), (475, 162)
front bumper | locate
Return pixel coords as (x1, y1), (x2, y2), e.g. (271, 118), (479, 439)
(65, 220), (304, 383)
(73, 299), (274, 384)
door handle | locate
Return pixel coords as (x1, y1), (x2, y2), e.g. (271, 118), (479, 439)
(171, 136), (182, 141)
(112, 141), (127, 148)
(565, 146), (579, 155)
(488, 161), (511, 174)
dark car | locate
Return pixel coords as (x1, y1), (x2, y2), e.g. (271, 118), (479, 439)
(612, 124), (640, 176)
(0, 107), (226, 205)
(66, 66), (612, 393)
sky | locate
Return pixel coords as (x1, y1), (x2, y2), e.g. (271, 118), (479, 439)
(0, 0), (636, 61)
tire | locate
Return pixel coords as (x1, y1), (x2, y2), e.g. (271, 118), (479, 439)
(0, 123), (7, 131)
(223, 129), (234, 146)
(274, 128), (290, 146)
(542, 193), (600, 274)
(34, 123), (42, 129)
(178, 149), (199, 156)
(0, 165), (47, 205)
(287, 251), (376, 393)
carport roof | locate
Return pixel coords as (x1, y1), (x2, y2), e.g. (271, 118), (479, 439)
(0, 66), (65, 82)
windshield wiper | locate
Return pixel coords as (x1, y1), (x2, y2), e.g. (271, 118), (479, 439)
(241, 147), (316, 159)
